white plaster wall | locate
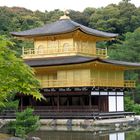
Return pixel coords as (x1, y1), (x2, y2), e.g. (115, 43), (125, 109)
(109, 133), (117, 140)
(91, 91), (99, 95)
(118, 132), (125, 140)
(117, 96), (124, 111)
(116, 92), (124, 96)
(100, 92), (108, 95)
(109, 133), (125, 140)
(109, 96), (116, 112)
(109, 92), (116, 95)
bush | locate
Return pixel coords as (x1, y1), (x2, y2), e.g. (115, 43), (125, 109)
(7, 108), (40, 138)
(125, 96), (140, 115)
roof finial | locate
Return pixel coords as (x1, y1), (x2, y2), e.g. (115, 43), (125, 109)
(59, 9), (70, 20)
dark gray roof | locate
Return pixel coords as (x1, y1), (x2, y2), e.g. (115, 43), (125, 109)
(25, 56), (93, 67)
(25, 56), (140, 68)
(11, 19), (118, 38)
(101, 59), (140, 67)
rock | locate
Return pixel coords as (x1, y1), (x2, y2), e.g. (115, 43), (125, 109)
(30, 137), (41, 140)
(66, 119), (72, 126)
(50, 119), (57, 126)
(134, 117), (140, 123)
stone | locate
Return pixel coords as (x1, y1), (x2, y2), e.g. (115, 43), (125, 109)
(30, 137), (41, 140)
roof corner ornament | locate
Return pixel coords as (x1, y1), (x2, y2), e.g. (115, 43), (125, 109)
(59, 9), (70, 20)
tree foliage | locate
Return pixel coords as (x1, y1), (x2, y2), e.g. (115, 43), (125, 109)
(109, 28), (140, 103)
(109, 27), (140, 62)
(0, 36), (43, 107)
(125, 96), (140, 115)
(88, 1), (140, 35)
(7, 108), (40, 138)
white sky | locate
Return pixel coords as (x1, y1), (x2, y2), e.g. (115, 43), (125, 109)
(0, 0), (139, 12)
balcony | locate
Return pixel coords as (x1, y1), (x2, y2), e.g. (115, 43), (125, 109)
(22, 46), (108, 59)
(124, 80), (136, 87)
(39, 79), (136, 88)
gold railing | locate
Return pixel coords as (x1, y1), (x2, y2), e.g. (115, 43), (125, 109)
(124, 80), (136, 87)
(22, 46), (107, 59)
(96, 48), (107, 57)
(39, 79), (135, 88)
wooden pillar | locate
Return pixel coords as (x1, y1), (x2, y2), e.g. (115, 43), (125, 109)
(99, 92), (101, 112)
(89, 94), (91, 110)
(67, 95), (69, 106)
(57, 94), (59, 111)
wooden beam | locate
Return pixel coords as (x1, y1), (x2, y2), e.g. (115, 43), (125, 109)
(89, 94), (91, 109)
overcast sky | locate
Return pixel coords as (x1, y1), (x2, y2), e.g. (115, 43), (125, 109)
(0, 0), (139, 12)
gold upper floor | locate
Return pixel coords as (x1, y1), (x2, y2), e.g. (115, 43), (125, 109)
(22, 38), (108, 59)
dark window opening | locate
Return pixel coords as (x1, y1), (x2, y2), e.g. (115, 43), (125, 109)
(60, 96), (67, 106)
(91, 96), (99, 106)
(35, 96), (57, 106)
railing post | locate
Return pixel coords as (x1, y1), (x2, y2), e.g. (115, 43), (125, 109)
(35, 48), (37, 54)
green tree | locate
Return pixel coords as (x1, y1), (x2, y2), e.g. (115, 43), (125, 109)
(69, 10), (89, 26)
(109, 27), (140, 103)
(7, 108), (40, 138)
(83, 7), (96, 17)
(44, 9), (63, 24)
(109, 27), (140, 62)
(125, 96), (140, 115)
(0, 36), (43, 107)
(89, 1), (139, 35)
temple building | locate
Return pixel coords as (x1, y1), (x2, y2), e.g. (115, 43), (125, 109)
(11, 13), (140, 118)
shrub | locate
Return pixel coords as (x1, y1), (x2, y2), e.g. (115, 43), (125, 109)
(7, 108), (40, 138)
(125, 96), (140, 115)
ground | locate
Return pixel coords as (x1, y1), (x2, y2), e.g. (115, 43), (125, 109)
(0, 133), (10, 140)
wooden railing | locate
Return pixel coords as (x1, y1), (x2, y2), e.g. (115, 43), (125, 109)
(22, 46), (107, 59)
(96, 48), (107, 57)
(33, 105), (99, 112)
(124, 80), (136, 87)
(39, 79), (135, 88)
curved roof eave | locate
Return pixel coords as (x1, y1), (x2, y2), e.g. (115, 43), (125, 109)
(11, 28), (118, 40)
(10, 28), (79, 38)
(11, 19), (118, 39)
(24, 56), (140, 68)
(102, 59), (140, 68)
(78, 28), (118, 39)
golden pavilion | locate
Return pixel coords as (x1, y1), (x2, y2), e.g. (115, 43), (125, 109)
(11, 13), (140, 118)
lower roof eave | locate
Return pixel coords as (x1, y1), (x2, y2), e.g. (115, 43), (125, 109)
(24, 56), (140, 69)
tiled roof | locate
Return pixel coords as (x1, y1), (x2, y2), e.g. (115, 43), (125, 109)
(25, 56), (140, 68)
(11, 19), (118, 38)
